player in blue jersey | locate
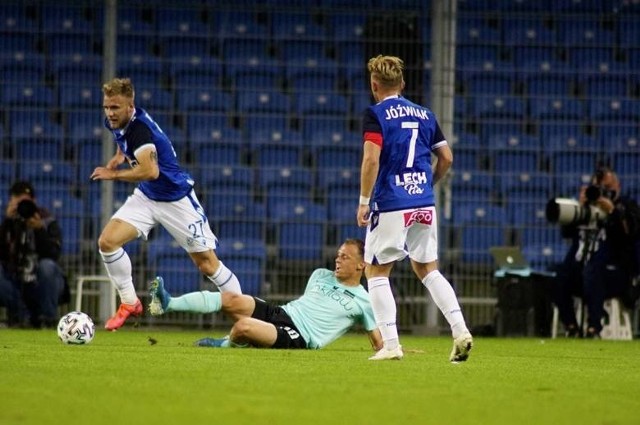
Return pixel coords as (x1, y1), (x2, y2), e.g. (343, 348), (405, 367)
(148, 239), (383, 350)
(357, 55), (473, 362)
(90, 78), (242, 331)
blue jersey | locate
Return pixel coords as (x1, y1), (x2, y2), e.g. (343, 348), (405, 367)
(281, 268), (377, 349)
(362, 95), (447, 212)
(104, 107), (194, 201)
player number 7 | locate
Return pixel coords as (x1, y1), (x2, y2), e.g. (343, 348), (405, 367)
(402, 121), (419, 168)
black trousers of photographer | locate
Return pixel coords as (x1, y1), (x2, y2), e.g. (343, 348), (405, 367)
(553, 243), (631, 333)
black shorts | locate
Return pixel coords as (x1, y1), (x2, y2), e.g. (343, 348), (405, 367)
(251, 297), (307, 349)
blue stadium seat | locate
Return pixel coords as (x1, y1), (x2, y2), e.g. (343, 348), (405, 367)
(195, 143), (244, 167)
(296, 92), (349, 117)
(187, 114), (240, 143)
(242, 115), (291, 143)
(253, 145), (304, 168)
(237, 90), (290, 115)
(135, 88), (173, 111)
(116, 7), (155, 34)
(551, 151), (600, 176)
(308, 128), (358, 150)
(612, 152), (640, 177)
(470, 96), (525, 120)
(116, 34), (156, 56)
(216, 11), (268, 38)
(278, 40), (328, 63)
(247, 128), (302, 149)
(216, 240), (266, 296)
(147, 249), (202, 295)
(456, 46), (500, 67)
(459, 225), (507, 264)
(10, 111), (64, 160)
(316, 167), (360, 193)
(537, 121), (586, 141)
(548, 134), (601, 152)
(550, 0), (603, 13)
(587, 98), (640, 121)
(20, 162), (76, 187)
(289, 74), (338, 94)
(207, 198), (266, 223)
(557, 18), (615, 47)
(519, 226), (561, 247)
(619, 18), (640, 48)
(0, 5), (37, 33)
(524, 74), (574, 97)
(502, 173), (552, 204)
(0, 160), (16, 183)
(302, 115), (349, 141)
(457, 18), (501, 45)
(453, 202), (507, 226)
(450, 170), (496, 202)
(508, 202), (549, 227)
(330, 13), (366, 41)
(47, 34), (95, 56)
(176, 88), (230, 113)
(582, 75), (629, 98)
(502, 19), (557, 46)
(222, 38), (271, 63)
(59, 85), (103, 109)
(334, 223), (367, 245)
(553, 172), (593, 198)
(161, 36), (212, 62)
(464, 74), (513, 95)
(2, 85), (54, 107)
(258, 167), (314, 194)
(155, 8), (209, 35)
(529, 97), (584, 120)
(56, 216), (83, 257)
(272, 12), (327, 40)
(2, 62), (45, 84)
(41, 5), (94, 34)
(233, 69), (282, 91)
(2, 34), (38, 55)
(200, 164), (254, 192)
(522, 242), (566, 270)
(314, 145), (361, 169)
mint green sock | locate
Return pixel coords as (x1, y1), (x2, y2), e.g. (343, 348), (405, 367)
(167, 291), (222, 313)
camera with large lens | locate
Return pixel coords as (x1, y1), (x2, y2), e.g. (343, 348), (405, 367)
(545, 197), (607, 228)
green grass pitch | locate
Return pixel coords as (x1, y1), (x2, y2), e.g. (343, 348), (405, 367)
(1, 328), (638, 425)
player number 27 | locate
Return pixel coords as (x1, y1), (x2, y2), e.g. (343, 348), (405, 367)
(402, 121), (419, 168)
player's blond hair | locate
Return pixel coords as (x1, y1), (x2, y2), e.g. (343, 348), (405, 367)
(367, 55), (404, 89)
(102, 78), (135, 99)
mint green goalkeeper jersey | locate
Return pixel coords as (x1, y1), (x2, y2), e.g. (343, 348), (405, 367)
(281, 268), (377, 349)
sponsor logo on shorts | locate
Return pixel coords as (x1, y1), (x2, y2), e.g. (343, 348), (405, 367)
(403, 209), (433, 227)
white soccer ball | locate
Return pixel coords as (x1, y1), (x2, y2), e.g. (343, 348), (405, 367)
(57, 311), (96, 345)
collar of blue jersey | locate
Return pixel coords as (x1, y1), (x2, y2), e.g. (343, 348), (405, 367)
(381, 94), (400, 101)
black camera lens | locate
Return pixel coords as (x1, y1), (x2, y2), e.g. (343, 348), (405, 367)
(17, 199), (38, 219)
(585, 185), (602, 203)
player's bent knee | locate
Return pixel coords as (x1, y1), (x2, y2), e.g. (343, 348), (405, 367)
(231, 318), (253, 338)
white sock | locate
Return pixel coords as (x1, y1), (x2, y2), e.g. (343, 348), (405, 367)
(207, 261), (242, 294)
(422, 270), (469, 338)
(368, 277), (399, 350)
(100, 248), (138, 305)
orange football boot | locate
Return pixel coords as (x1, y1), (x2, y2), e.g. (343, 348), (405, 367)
(104, 299), (143, 331)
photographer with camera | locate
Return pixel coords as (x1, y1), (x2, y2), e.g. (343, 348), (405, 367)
(0, 181), (68, 328)
(548, 167), (640, 338)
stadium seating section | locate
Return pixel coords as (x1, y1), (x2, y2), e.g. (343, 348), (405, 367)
(2, 0), (639, 297)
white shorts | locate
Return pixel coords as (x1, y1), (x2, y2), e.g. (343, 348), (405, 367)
(364, 206), (439, 265)
(112, 188), (217, 253)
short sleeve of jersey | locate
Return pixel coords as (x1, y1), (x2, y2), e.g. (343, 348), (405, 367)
(362, 108), (382, 134)
(126, 120), (154, 157)
(432, 121), (447, 149)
